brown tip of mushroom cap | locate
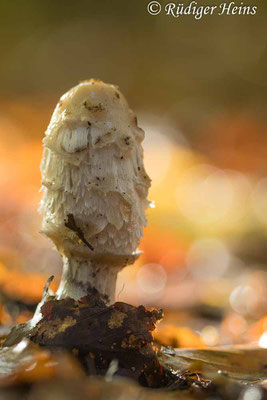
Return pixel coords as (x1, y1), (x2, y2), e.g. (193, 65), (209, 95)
(46, 79), (144, 145)
(51, 79), (131, 127)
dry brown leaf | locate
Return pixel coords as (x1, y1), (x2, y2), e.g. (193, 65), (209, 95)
(160, 345), (267, 383)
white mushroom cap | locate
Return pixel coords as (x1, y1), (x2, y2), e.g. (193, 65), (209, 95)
(40, 79), (151, 268)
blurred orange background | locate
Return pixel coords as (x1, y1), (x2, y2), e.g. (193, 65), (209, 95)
(0, 0), (266, 349)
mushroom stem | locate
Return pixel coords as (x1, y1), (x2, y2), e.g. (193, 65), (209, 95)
(56, 256), (122, 303)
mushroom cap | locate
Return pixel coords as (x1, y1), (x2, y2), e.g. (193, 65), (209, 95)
(48, 79), (143, 141)
(40, 80), (151, 263)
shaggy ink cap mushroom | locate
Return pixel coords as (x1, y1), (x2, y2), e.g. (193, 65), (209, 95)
(40, 79), (151, 303)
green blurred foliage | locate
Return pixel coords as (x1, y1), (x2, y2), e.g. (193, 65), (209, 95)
(0, 0), (266, 139)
